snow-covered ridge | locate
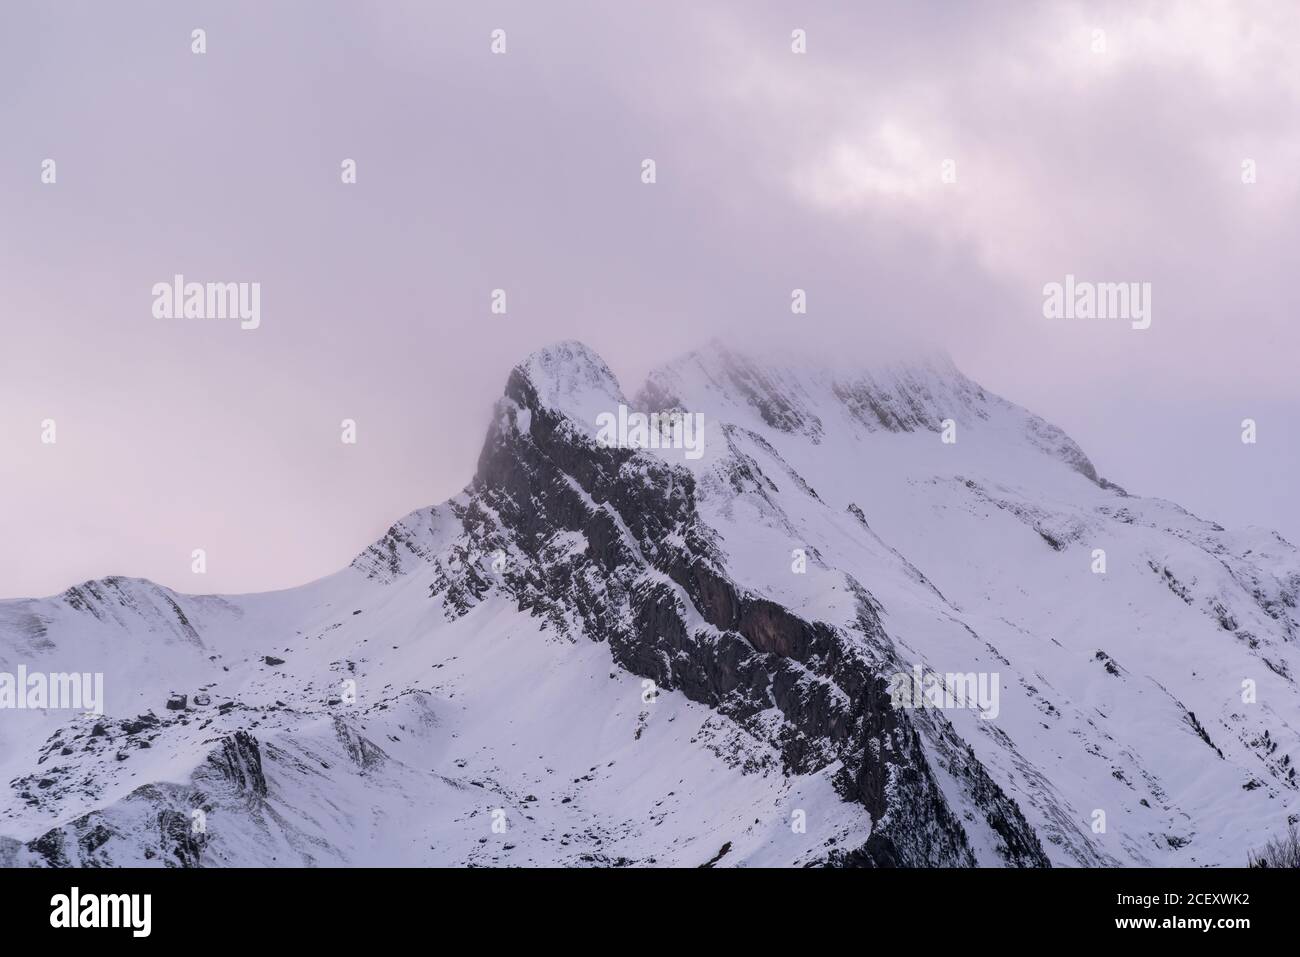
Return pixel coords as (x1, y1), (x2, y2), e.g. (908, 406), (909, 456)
(636, 342), (1099, 481)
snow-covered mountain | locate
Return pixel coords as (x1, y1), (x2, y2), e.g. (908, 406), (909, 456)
(2, 340), (1297, 867)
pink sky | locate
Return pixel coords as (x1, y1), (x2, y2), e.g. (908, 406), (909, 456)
(2, 0), (1297, 597)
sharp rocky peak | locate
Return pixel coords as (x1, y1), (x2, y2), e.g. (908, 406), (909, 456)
(507, 340), (626, 424)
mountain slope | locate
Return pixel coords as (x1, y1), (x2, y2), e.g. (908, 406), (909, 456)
(3, 340), (1297, 867)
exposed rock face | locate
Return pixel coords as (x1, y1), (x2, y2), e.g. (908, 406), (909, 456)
(207, 731), (268, 800)
(421, 344), (1048, 866)
(333, 718), (388, 770)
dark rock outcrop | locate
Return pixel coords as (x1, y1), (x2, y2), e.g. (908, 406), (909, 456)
(206, 731), (268, 799)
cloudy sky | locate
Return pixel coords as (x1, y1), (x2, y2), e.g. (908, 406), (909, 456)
(2, 0), (1296, 598)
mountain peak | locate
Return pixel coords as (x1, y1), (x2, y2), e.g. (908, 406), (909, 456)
(507, 340), (626, 426)
(497, 339), (1098, 483)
